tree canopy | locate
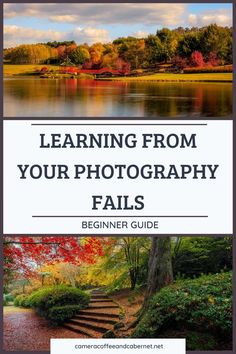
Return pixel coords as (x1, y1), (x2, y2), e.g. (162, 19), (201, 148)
(4, 24), (232, 69)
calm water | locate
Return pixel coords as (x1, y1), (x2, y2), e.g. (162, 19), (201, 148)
(4, 78), (232, 118)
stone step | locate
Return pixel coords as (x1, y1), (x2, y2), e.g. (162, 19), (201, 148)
(91, 289), (104, 294)
(90, 299), (111, 303)
(90, 295), (109, 299)
(79, 310), (120, 318)
(74, 314), (118, 325)
(63, 323), (93, 337)
(68, 318), (113, 334)
(91, 293), (105, 297)
(88, 304), (119, 309)
(63, 291), (119, 338)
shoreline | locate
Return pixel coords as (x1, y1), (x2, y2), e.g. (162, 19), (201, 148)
(98, 72), (232, 83)
(99, 78), (232, 83)
(3, 65), (232, 83)
(3, 75), (232, 83)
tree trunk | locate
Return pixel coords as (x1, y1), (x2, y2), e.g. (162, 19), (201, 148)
(125, 236), (174, 330)
(145, 236), (173, 302)
(41, 275), (43, 286)
(129, 268), (137, 290)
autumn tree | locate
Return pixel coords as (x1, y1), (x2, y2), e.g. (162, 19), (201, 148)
(172, 55), (187, 70)
(5, 44), (55, 64)
(3, 24), (232, 67)
(89, 42), (106, 68)
(80, 237), (150, 290)
(115, 57), (131, 74)
(207, 51), (220, 66)
(190, 51), (204, 67)
(3, 236), (107, 286)
(41, 262), (81, 287)
(57, 45), (67, 62)
(98, 43), (117, 68)
(114, 37), (146, 69)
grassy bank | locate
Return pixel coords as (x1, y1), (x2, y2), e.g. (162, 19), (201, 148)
(4, 64), (57, 76)
(103, 72), (232, 83)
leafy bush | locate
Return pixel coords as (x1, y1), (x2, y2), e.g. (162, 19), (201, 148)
(14, 294), (30, 307)
(28, 285), (90, 320)
(40, 66), (48, 73)
(190, 51), (204, 67)
(3, 293), (15, 305)
(4, 293), (15, 302)
(47, 305), (82, 324)
(133, 272), (232, 350)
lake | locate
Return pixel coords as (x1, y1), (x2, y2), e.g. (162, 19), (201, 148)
(4, 78), (232, 118)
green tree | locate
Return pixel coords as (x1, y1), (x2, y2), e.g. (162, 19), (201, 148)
(156, 28), (178, 62)
(145, 35), (163, 65)
(69, 46), (90, 65)
(177, 32), (201, 58)
(200, 24), (232, 63)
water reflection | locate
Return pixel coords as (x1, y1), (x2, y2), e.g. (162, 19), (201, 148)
(4, 78), (232, 118)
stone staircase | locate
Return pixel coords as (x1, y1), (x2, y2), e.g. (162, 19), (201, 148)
(63, 290), (120, 338)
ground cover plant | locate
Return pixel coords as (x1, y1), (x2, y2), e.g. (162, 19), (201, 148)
(133, 272), (232, 350)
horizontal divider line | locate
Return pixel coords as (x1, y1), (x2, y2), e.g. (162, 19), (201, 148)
(32, 215), (208, 218)
(31, 123), (207, 126)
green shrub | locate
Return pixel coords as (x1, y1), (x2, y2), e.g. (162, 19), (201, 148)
(3, 297), (8, 306)
(3, 293), (15, 305)
(14, 294), (30, 307)
(133, 272), (232, 350)
(4, 294), (15, 302)
(28, 285), (90, 319)
(47, 305), (83, 324)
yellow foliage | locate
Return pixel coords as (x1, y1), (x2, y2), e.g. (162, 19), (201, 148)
(77, 257), (124, 287)
(208, 295), (215, 304)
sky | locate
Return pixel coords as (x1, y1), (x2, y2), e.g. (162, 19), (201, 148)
(4, 3), (233, 48)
